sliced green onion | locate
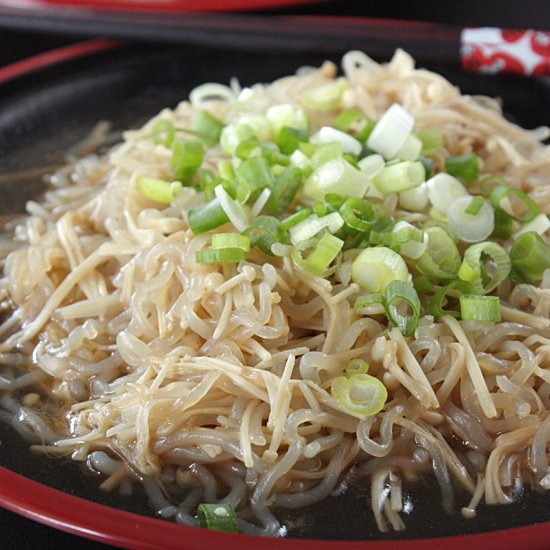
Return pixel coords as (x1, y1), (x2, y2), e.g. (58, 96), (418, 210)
(289, 212), (344, 245)
(370, 220), (423, 246)
(136, 176), (181, 204)
(339, 198), (378, 233)
(211, 233), (250, 252)
(423, 218), (459, 242)
(277, 126), (309, 155)
(399, 183), (429, 211)
(340, 233), (369, 250)
(303, 158), (368, 201)
(479, 174), (508, 195)
(514, 213), (550, 239)
(171, 139), (204, 180)
(301, 77), (348, 110)
(367, 104), (414, 160)
(289, 148), (310, 171)
(177, 168), (213, 194)
(196, 247), (246, 264)
(235, 137), (261, 160)
(426, 173), (469, 215)
(235, 156), (274, 203)
(357, 153), (385, 177)
(338, 152), (360, 170)
(190, 110), (223, 147)
(151, 119), (176, 147)
(413, 274), (434, 294)
(188, 198), (229, 234)
(353, 292), (385, 311)
(366, 218), (394, 241)
(510, 231), (550, 283)
(331, 374), (387, 417)
(372, 160), (425, 194)
(351, 246), (409, 293)
(489, 185), (539, 223)
(266, 167), (303, 214)
(398, 235), (428, 261)
(458, 241), (511, 294)
(257, 141), (289, 167)
(392, 220), (424, 243)
(465, 196), (484, 215)
(394, 134), (423, 161)
(251, 187), (272, 217)
(214, 185), (250, 232)
(244, 215), (285, 255)
(279, 208), (312, 231)
(460, 294), (501, 322)
(266, 103), (308, 140)
(325, 193), (347, 210)
(417, 156), (435, 180)
(332, 108), (374, 142)
(447, 195), (495, 243)
(293, 232), (344, 276)
(490, 207), (514, 240)
(311, 126), (362, 155)
(189, 82), (234, 106)
(220, 120), (258, 155)
(357, 154), (385, 200)
(201, 172), (224, 201)
(308, 142), (343, 168)
(369, 221), (427, 259)
(344, 358), (369, 376)
(217, 160), (235, 182)
(415, 128), (443, 157)
(197, 503), (238, 533)
(416, 226), (461, 281)
(384, 280), (421, 336)
(311, 201), (329, 218)
(445, 153), (479, 181)
(426, 282), (461, 319)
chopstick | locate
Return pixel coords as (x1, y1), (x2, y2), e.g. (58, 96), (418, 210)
(0, 6), (548, 76)
(0, 8), (461, 64)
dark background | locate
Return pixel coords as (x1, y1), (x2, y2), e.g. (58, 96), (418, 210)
(1, 0), (549, 548)
(2, 0), (550, 66)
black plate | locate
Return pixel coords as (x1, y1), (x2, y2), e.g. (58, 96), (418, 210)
(1, 43), (550, 542)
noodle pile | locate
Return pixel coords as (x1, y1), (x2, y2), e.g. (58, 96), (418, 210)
(1, 49), (550, 536)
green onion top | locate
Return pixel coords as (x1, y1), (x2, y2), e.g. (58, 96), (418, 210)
(445, 153), (479, 181)
(137, 176), (181, 204)
(458, 241), (511, 294)
(415, 128), (443, 157)
(510, 231), (550, 283)
(151, 119), (176, 147)
(384, 280), (421, 336)
(197, 503), (238, 533)
(344, 358), (369, 376)
(489, 185), (539, 223)
(190, 110), (224, 147)
(460, 294), (501, 322)
(171, 139), (204, 180)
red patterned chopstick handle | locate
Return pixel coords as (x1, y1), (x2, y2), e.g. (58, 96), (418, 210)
(461, 27), (550, 76)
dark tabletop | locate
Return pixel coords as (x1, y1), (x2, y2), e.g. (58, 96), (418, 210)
(1, 1), (549, 548)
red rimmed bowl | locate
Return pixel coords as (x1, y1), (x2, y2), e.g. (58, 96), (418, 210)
(0, 0), (322, 13)
(1, 39), (550, 549)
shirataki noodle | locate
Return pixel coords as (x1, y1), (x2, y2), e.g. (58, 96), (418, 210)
(1, 49), (550, 535)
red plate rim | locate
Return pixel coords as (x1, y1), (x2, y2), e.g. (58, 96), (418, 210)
(0, 0), (321, 13)
(0, 38), (549, 550)
(2, 466), (550, 550)
(0, 38), (122, 85)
